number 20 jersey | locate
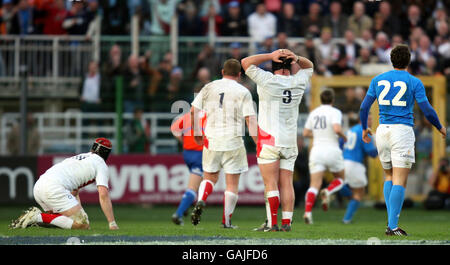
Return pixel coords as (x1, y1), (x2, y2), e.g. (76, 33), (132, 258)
(245, 65), (313, 148)
(304, 104), (343, 148)
(367, 69), (428, 127)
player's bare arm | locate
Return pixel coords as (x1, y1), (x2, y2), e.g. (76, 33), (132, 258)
(245, 115), (258, 144)
(190, 106), (204, 145)
(98, 185), (119, 230)
(303, 128), (313, 138)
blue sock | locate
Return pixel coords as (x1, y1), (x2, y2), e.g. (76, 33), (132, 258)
(343, 199), (360, 222)
(339, 184), (353, 197)
(176, 189), (196, 217)
(388, 185), (405, 230)
(383, 180), (393, 220)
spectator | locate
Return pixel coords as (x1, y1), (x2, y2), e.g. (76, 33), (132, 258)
(7, 0), (35, 35)
(193, 44), (221, 79)
(338, 30), (361, 68)
(198, 0), (221, 18)
(424, 158), (450, 210)
(221, 1), (247, 37)
(411, 34), (437, 75)
(400, 4), (426, 41)
(62, 0), (89, 35)
(274, 31), (291, 50)
(358, 29), (374, 50)
(276, 2), (301, 37)
(328, 53), (356, 76)
(227, 42), (245, 61)
(295, 33), (324, 74)
(7, 113), (41, 155)
(372, 31), (391, 63)
(149, 0), (179, 35)
(354, 47), (378, 74)
(300, 2), (323, 37)
(193, 67), (211, 95)
(0, 0), (17, 34)
(316, 27), (338, 73)
(247, 2), (276, 42)
(99, 0), (129, 35)
(80, 61), (101, 112)
(167, 66), (187, 101)
(125, 108), (150, 153)
(347, 1), (373, 38)
(179, 1), (203, 36)
(201, 2), (223, 36)
(123, 54), (152, 113)
(426, 7), (449, 40)
(322, 1), (348, 38)
(378, 1), (401, 38)
(257, 35), (275, 71)
(434, 33), (450, 75)
(265, 0), (281, 13)
(37, 0), (68, 35)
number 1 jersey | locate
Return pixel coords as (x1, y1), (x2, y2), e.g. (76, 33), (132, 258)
(245, 65), (313, 148)
(367, 69), (428, 127)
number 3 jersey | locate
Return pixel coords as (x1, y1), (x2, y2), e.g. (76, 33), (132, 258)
(42, 152), (109, 191)
(367, 69), (428, 127)
(245, 64), (313, 148)
(304, 104), (343, 148)
(191, 78), (256, 151)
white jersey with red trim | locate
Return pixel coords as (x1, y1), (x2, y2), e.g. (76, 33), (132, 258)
(304, 104), (343, 148)
(191, 77), (256, 151)
(42, 152), (109, 191)
(245, 64), (313, 148)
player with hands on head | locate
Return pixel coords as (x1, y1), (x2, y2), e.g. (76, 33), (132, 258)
(241, 48), (314, 231)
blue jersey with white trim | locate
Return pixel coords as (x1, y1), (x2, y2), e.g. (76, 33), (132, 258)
(343, 124), (377, 164)
(367, 70), (428, 127)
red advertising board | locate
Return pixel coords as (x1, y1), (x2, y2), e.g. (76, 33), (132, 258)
(37, 154), (265, 205)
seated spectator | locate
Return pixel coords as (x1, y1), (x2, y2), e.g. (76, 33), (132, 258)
(295, 34), (324, 74)
(347, 1), (373, 38)
(426, 7), (449, 40)
(337, 30), (361, 68)
(247, 2), (276, 42)
(378, 1), (401, 38)
(99, 0), (129, 35)
(433, 34), (450, 75)
(317, 27), (339, 73)
(221, 1), (247, 37)
(425, 158), (450, 210)
(372, 31), (391, 64)
(7, 113), (40, 155)
(411, 34), (437, 75)
(400, 4), (426, 41)
(80, 61), (101, 112)
(276, 2), (301, 37)
(125, 108), (150, 154)
(354, 47), (378, 74)
(179, 1), (204, 36)
(327, 53), (356, 76)
(193, 44), (221, 79)
(322, 1), (348, 38)
(358, 29), (374, 50)
(193, 67), (211, 95)
(274, 32), (291, 50)
(300, 2), (323, 37)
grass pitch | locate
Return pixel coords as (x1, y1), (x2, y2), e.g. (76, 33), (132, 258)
(0, 204), (449, 245)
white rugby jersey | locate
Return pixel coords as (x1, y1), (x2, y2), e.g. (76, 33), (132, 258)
(305, 104), (343, 148)
(43, 152), (109, 191)
(191, 78), (256, 151)
(245, 64), (313, 148)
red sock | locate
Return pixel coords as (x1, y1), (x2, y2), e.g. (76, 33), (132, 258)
(281, 219), (290, 225)
(199, 180), (214, 201)
(327, 178), (344, 194)
(267, 196), (280, 226)
(41, 213), (62, 224)
(305, 191), (316, 213)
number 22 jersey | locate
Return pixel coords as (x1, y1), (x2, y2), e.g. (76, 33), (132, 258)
(367, 69), (428, 127)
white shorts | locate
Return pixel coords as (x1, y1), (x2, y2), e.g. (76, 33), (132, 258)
(376, 124), (415, 169)
(257, 144), (298, 171)
(33, 174), (79, 213)
(202, 146), (248, 174)
(309, 146), (344, 174)
(344, 160), (367, 188)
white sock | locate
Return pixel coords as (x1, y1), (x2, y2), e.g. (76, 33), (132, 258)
(51, 216), (74, 229)
(224, 191), (238, 226)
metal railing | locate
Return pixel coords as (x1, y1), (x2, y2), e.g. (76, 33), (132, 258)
(0, 111), (179, 155)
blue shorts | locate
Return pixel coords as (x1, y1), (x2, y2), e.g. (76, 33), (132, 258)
(183, 150), (203, 177)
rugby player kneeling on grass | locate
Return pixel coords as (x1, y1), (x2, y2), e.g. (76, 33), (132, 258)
(10, 138), (119, 230)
